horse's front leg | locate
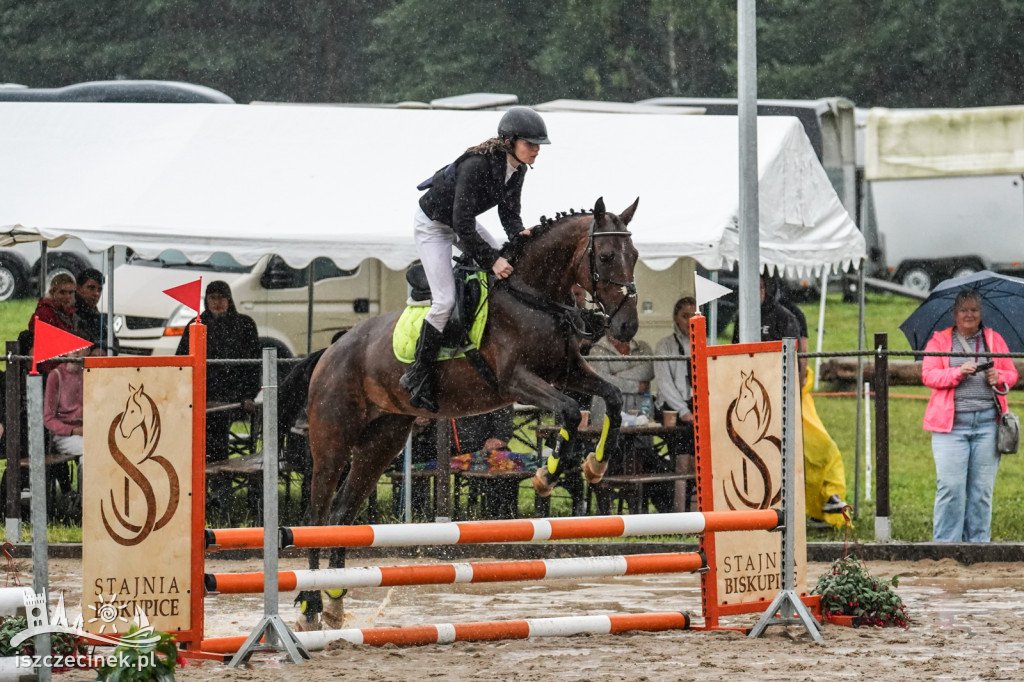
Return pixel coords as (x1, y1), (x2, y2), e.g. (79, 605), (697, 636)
(500, 367), (584, 497)
(559, 362), (624, 485)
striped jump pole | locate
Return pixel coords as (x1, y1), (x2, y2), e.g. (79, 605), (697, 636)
(205, 551), (706, 594)
(206, 509), (782, 552)
(201, 611), (691, 653)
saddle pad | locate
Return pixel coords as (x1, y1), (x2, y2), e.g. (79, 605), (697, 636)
(393, 273), (489, 364)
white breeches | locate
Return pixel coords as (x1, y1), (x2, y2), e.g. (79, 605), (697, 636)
(413, 207), (501, 332)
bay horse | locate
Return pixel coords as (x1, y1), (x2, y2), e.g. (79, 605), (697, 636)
(298, 196), (640, 629)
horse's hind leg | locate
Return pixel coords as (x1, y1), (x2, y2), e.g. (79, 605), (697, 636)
(321, 413), (415, 629)
(295, 403), (354, 631)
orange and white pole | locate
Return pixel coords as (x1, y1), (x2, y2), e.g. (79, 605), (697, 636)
(201, 611), (691, 653)
(206, 510), (781, 551)
(206, 551), (706, 594)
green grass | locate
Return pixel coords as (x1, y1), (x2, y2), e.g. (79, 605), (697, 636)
(0, 298), (35, 350)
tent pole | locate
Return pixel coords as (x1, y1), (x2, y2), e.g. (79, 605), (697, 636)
(106, 248), (115, 351)
(38, 243), (47, 298)
(737, 0), (760, 343)
(306, 263), (314, 355)
(813, 267), (828, 390)
(853, 262), (866, 518)
(708, 271), (719, 346)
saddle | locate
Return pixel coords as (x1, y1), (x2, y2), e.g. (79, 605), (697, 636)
(394, 260), (497, 387)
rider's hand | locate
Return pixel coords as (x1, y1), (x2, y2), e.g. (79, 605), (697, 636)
(519, 227), (534, 236)
(986, 367), (999, 385)
(492, 257), (513, 279)
(960, 361), (977, 376)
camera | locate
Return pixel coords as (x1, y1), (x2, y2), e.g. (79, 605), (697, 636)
(975, 361), (994, 372)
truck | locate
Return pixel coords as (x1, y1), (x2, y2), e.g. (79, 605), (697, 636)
(860, 105), (1024, 293)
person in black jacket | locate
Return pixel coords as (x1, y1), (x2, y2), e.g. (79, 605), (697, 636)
(400, 106), (551, 413)
(176, 280), (261, 519)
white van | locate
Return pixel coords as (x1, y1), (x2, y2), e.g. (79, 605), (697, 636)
(107, 250), (408, 356)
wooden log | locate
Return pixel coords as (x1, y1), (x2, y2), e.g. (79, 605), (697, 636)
(818, 359), (1024, 388)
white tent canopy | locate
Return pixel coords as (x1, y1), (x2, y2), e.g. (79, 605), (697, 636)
(0, 103), (863, 276)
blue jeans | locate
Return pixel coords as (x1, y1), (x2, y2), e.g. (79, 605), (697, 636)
(931, 407), (1000, 542)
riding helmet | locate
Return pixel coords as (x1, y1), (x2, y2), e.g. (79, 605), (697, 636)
(498, 106), (551, 145)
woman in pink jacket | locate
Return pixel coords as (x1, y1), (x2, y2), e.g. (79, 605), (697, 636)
(922, 289), (1018, 542)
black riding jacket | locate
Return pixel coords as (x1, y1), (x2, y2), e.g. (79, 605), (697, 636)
(418, 150), (527, 270)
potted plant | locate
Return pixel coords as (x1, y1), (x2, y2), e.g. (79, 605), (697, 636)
(812, 555), (909, 628)
(0, 614), (85, 676)
(96, 624), (181, 682)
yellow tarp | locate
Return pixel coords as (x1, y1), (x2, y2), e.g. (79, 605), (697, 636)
(802, 368), (848, 527)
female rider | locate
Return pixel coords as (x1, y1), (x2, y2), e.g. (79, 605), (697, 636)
(400, 106), (550, 412)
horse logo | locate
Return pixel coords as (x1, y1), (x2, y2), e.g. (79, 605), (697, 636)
(101, 383), (180, 546)
(723, 370), (781, 510)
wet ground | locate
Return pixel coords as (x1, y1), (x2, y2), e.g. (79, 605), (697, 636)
(37, 556), (1024, 681)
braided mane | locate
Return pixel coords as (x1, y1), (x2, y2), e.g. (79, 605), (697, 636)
(501, 208), (593, 264)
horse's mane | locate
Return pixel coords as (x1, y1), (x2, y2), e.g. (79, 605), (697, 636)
(502, 208), (593, 265)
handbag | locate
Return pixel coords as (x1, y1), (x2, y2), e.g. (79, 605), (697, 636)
(993, 389), (1019, 455)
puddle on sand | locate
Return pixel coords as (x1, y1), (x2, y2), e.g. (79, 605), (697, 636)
(32, 557), (1024, 680)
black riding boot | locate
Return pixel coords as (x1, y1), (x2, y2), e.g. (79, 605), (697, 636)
(399, 322), (444, 413)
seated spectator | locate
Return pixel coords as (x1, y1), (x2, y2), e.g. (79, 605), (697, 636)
(655, 296), (697, 458)
(43, 345), (105, 461)
(176, 280), (261, 520)
(588, 332), (673, 513)
(73, 268), (117, 352)
(29, 273), (79, 335)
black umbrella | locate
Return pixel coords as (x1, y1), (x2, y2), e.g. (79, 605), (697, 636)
(899, 270), (1024, 353)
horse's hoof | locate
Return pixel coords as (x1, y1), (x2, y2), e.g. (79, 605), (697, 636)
(322, 589), (346, 630)
(532, 468), (556, 497)
(294, 613), (323, 632)
(583, 453), (607, 484)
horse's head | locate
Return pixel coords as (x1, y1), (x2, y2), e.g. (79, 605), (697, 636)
(503, 196), (639, 341)
(579, 197), (640, 342)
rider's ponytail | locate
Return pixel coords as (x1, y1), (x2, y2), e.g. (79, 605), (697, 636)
(465, 137), (513, 157)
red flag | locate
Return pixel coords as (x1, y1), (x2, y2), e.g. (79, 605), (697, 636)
(163, 278), (202, 322)
(32, 318), (91, 375)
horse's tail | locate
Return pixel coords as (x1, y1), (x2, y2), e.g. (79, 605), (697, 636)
(278, 348), (327, 434)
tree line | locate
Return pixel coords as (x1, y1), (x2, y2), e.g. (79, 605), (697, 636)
(2, 0), (1022, 109)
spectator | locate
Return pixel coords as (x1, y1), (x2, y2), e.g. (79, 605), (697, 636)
(655, 296), (696, 427)
(922, 289), (1017, 542)
(587, 332), (655, 424)
(73, 268), (109, 345)
(176, 280), (261, 520)
(29, 273), (79, 335)
(43, 346), (98, 460)
(588, 331), (672, 513)
(654, 297), (698, 497)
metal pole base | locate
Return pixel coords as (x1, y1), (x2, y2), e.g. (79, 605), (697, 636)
(747, 590), (823, 643)
(227, 615), (311, 667)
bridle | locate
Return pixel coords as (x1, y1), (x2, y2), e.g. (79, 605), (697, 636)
(574, 219), (637, 323)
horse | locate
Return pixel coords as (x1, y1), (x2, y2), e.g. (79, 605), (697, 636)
(295, 196), (640, 629)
